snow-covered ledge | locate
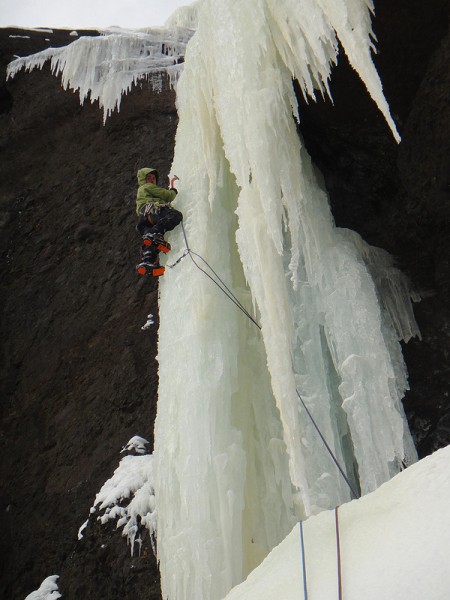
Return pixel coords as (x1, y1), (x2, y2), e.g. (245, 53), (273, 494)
(223, 445), (450, 600)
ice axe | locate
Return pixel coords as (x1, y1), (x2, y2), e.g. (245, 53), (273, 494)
(170, 174), (179, 189)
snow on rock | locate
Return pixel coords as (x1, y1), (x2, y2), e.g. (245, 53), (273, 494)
(77, 519), (89, 540)
(141, 313), (155, 331)
(223, 445), (450, 600)
(121, 435), (150, 454)
(79, 437), (156, 555)
(93, 453), (156, 554)
(69, 31), (79, 37)
(24, 575), (61, 600)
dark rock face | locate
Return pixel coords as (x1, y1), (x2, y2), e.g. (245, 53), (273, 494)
(0, 28), (176, 600)
(0, 2), (449, 598)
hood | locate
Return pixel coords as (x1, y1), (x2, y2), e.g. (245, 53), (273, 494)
(137, 168), (159, 185)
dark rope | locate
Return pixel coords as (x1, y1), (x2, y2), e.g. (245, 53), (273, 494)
(299, 520), (308, 600)
(335, 506), (343, 600)
(296, 389), (359, 500)
(180, 222), (261, 329)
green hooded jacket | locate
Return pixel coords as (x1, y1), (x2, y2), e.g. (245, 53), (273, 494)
(135, 168), (178, 215)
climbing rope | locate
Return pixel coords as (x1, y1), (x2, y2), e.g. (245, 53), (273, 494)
(299, 520), (308, 600)
(296, 389), (359, 500)
(299, 508), (344, 600)
(171, 221), (358, 500)
(335, 506), (343, 600)
(172, 222), (262, 329)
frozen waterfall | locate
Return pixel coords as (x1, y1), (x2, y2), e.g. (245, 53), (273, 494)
(7, 22), (197, 120)
(155, 1), (418, 599)
(7, 1), (420, 599)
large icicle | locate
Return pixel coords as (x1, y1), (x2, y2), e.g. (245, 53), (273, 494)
(154, 1), (417, 599)
(7, 26), (196, 121)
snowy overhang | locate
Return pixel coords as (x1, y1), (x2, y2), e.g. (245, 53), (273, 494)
(6, 25), (196, 121)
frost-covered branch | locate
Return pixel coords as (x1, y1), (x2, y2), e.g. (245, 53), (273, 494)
(79, 436), (157, 556)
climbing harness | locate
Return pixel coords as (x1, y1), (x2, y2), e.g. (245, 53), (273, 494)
(143, 203), (157, 217)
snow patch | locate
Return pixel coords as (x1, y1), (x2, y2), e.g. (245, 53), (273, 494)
(77, 519), (89, 540)
(121, 435), (150, 454)
(24, 575), (61, 600)
(141, 313), (155, 330)
(223, 446), (450, 600)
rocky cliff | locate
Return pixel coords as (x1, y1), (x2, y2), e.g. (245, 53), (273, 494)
(0, 2), (449, 598)
(0, 27), (175, 600)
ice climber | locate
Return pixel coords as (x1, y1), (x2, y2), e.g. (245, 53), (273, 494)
(135, 167), (182, 276)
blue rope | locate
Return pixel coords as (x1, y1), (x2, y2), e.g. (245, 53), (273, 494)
(299, 520), (308, 600)
(335, 507), (343, 600)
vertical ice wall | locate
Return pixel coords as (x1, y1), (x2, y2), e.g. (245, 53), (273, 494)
(154, 1), (418, 599)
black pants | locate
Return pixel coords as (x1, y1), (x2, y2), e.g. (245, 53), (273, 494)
(136, 205), (183, 261)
